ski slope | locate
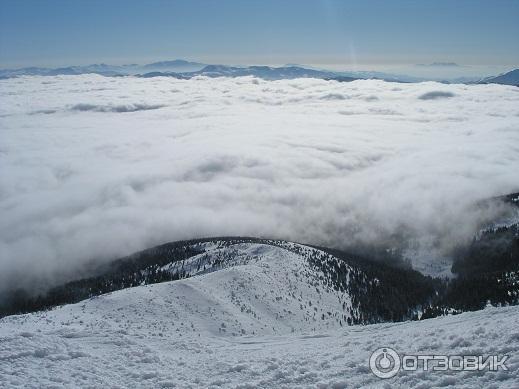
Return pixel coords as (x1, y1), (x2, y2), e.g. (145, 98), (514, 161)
(0, 243), (518, 388)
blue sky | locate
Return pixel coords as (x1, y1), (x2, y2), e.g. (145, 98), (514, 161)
(0, 0), (518, 69)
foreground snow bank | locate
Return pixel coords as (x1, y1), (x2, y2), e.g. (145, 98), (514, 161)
(0, 243), (517, 388)
(1, 306), (517, 388)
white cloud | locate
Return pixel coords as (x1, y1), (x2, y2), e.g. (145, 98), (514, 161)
(1, 75), (518, 292)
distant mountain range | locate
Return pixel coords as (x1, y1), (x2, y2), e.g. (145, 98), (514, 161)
(0, 63), (136, 78)
(142, 59), (205, 72)
(416, 62), (461, 67)
(0, 60), (517, 85)
(138, 64), (357, 81)
(479, 68), (519, 86)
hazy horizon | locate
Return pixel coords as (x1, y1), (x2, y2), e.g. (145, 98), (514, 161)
(1, 58), (516, 81)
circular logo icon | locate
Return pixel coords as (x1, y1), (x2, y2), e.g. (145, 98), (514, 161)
(369, 347), (400, 379)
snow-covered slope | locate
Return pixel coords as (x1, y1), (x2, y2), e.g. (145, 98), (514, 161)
(2, 243), (356, 337)
(1, 284), (518, 387)
(1, 242), (518, 388)
(0, 237), (440, 321)
(143, 242), (357, 336)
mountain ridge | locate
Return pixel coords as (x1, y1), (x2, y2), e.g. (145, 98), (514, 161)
(479, 68), (519, 86)
(0, 237), (438, 322)
(2, 220), (518, 322)
(2, 60), (517, 85)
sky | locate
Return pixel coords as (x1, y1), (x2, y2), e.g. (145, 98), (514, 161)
(0, 0), (518, 70)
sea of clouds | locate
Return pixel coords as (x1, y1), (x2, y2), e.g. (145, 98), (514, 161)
(1, 74), (518, 292)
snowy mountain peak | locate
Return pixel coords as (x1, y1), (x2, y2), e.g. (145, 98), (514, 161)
(1, 240), (518, 387)
(6, 242), (356, 338)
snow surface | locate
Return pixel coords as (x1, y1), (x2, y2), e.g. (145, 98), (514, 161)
(1, 243), (517, 388)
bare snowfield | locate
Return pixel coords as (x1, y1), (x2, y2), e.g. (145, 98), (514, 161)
(1, 75), (519, 291)
(0, 243), (517, 388)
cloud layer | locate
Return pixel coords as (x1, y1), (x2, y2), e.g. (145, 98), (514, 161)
(1, 75), (518, 292)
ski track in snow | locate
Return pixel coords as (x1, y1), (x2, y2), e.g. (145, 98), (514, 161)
(0, 243), (518, 388)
